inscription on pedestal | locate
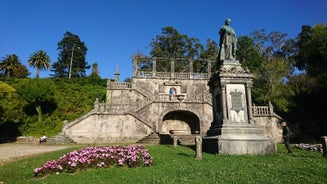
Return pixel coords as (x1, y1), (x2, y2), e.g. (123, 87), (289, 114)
(230, 90), (243, 113)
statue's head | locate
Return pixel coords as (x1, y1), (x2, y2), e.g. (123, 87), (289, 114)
(225, 18), (231, 25)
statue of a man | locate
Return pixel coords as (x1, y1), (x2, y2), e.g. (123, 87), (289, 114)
(219, 18), (237, 61)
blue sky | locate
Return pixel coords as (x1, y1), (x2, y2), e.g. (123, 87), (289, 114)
(1, 0), (326, 80)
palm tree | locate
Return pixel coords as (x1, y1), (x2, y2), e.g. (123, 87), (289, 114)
(0, 54), (20, 78)
(28, 50), (51, 78)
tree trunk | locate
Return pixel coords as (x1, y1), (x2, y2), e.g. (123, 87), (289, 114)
(36, 105), (43, 124)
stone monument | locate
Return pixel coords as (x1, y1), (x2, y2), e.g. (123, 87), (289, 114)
(203, 19), (276, 155)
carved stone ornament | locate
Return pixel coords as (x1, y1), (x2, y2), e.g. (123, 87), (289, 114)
(219, 66), (251, 74)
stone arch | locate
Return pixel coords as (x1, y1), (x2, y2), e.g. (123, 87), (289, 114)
(160, 110), (200, 135)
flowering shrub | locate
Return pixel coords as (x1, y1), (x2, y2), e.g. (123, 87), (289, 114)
(34, 145), (153, 177)
(294, 143), (323, 153)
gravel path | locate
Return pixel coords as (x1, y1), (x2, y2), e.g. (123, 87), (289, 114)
(0, 143), (73, 165)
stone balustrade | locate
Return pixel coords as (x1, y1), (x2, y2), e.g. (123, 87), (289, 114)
(252, 102), (274, 116)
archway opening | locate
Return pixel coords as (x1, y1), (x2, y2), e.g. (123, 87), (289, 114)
(162, 110), (200, 135)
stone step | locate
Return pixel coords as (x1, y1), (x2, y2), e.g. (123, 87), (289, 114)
(46, 133), (76, 144)
(137, 133), (161, 144)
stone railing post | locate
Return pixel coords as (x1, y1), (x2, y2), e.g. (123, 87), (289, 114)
(152, 57), (157, 78)
(189, 59), (194, 79)
(269, 101), (274, 115)
(94, 98), (99, 112)
(133, 57), (138, 77)
(170, 58), (175, 78)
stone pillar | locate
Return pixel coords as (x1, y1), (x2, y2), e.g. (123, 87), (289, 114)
(133, 57), (138, 77)
(173, 136), (178, 147)
(170, 58), (175, 78)
(207, 60), (212, 78)
(94, 98), (99, 112)
(114, 64), (120, 82)
(189, 59), (194, 79)
(152, 57), (157, 78)
(269, 101), (274, 115)
(221, 83), (227, 123)
(322, 136), (327, 157)
(195, 136), (202, 160)
(246, 83), (254, 124)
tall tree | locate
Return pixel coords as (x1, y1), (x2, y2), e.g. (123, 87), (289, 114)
(236, 36), (263, 73)
(28, 50), (51, 78)
(294, 24), (327, 87)
(253, 57), (294, 112)
(0, 54), (21, 78)
(51, 31), (90, 78)
(149, 26), (205, 72)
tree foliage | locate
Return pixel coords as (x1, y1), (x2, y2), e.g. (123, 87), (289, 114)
(0, 54), (21, 78)
(236, 36), (263, 73)
(28, 50), (51, 78)
(51, 31), (90, 78)
(294, 24), (327, 88)
(138, 26), (218, 73)
(16, 79), (57, 132)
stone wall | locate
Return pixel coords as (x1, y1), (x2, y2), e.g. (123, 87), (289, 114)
(63, 113), (152, 144)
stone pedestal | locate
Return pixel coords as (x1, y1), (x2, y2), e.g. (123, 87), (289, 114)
(203, 60), (276, 155)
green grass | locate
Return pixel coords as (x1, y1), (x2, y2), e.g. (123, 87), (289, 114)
(0, 144), (326, 184)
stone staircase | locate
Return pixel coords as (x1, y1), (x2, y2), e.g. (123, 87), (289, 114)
(137, 133), (161, 144)
(46, 133), (76, 144)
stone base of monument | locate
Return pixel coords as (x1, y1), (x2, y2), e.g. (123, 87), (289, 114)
(203, 125), (276, 155)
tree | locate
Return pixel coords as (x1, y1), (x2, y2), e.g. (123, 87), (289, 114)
(294, 24), (327, 87)
(28, 50), (51, 78)
(149, 26), (206, 72)
(253, 57), (294, 112)
(12, 64), (30, 78)
(16, 79), (57, 127)
(250, 29), (288, 59)
(51, 31), (90, 78)
(0, 54), (21, 78)
(88, 62), (101, 80)
(236, 36), (263, 73)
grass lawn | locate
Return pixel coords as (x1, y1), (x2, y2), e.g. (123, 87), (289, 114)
(0, 144), (326, 184)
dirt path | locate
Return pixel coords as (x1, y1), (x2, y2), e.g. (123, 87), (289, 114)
(0, 143), (73, 166)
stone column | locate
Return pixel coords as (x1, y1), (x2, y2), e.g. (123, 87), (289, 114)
(221, 83), (228, 123)
(170, 58), (175, 78)
(195, 136), (202, 160)
(189, 59), (194, 79)
(152, 57), (157, 78)
(246, 82), (254, 124)
(173, 136), (178, 147)
(133, 57), (138, 77)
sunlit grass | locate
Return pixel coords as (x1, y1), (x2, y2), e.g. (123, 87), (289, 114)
(0, 144), (326, 184)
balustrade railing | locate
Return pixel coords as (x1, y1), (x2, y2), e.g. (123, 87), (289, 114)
(108, 81), (132, 89)
(136, 71), (209, 79)
(94, 99), (273, 118)
(252, 102), (274, 116)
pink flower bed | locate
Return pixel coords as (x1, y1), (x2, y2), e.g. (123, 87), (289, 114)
(34, 145), (153, 177)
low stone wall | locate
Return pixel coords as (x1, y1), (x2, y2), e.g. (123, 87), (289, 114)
(16, 136), (37, 143)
